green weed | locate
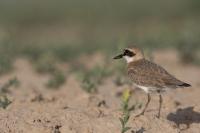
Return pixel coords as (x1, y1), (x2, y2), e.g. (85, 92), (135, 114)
(0, 55), (13, 75)
(46, 70), (66, 89)
(0, 77), (20, 93)
(177, 42), (200, 65)
(119, 89), (135, 133)
(114, 76), (126, 87)
(35, 52), (57, 74)
(89, 65), (112, 85)
(76, 65), (112, 93)
(0, 40), (15, 75)
(81, 77), (97, 93)
(76, 69), (97, 93)
(31, 52), (67, 89)
(0, 95), (12, 109)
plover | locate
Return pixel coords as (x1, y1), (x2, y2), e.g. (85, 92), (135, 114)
(113, 46), (191, 118)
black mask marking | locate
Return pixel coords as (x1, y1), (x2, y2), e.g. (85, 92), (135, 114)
(124, 49), (136, 57)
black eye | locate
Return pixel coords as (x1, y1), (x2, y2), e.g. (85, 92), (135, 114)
(124, 49), (135, 57)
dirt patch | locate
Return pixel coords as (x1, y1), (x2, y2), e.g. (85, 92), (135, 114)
(0, 50), (200, 133)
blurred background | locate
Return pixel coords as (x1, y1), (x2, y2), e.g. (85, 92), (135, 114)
(0, 0), (200, 133)
(0, 2), (200, 132)
(0, 0), (200, 89)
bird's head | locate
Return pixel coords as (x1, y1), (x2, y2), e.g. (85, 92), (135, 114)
(113, 46), (144, 63)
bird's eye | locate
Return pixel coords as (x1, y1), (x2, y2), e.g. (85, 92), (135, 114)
(124, 49), (135, 57)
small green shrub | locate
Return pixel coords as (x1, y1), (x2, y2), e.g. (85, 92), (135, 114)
(20, 45), (43, 61)
(119, 89), (135, 133)
(88, 65), (112, 85)
(0, 55), (13, 75)
(176, 29), (200, 65)
(81, 77), (97, 93)
(35, 52), (57, 74)
(32, 52), (66, 89)
(177, 43), (200, 65)
(46, 70), (66, 89)
(114, 75), (133, 87)
(76, 65), (112, 93)
(0, 95), (12, 109)
(0, 77), (20, 93)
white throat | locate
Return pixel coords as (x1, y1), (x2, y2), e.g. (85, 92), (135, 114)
(124, 56), (134, 63)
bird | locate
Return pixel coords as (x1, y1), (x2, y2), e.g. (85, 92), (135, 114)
(113, 46), (191, 118)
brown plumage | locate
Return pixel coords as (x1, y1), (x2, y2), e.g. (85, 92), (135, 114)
(113, 46), (191, 118)
(128, 59), (190, 92)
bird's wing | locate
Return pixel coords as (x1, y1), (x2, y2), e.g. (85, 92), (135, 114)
(128, 60), (185, 89)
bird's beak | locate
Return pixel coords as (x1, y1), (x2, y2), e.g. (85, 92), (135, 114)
(113, 53), (124, 59)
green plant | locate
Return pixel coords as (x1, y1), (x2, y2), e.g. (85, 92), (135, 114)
(0, 55), (13, 75)
(114, 75), (133, 87)
(46, 70), (66, 89)
(176, 29), (200, 65)
(89, 65), (112, 85)
(81, 77), (97, 93)
(177, 42), (200, 65)
(75, 65), (112, 93)
(0, 95), (12, 109)
(119, 89), (135, 133)
(0, 77), (20, 93)
(35, 52), (57, 74)
(31, 52), (66, 89)
(114, 76), (125, 86)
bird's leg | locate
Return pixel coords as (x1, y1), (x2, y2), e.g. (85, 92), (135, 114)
(136, 93), (151, 117)
(157, 94), (163, 118)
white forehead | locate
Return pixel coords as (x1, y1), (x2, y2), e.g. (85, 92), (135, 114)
(124, 56), (134, 63)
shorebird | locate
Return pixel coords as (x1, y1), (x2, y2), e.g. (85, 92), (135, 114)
(113, 46), (191, 118)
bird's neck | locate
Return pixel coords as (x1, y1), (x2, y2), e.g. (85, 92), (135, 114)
(124, 56), (134, 63)
(127, 58), (145, 67)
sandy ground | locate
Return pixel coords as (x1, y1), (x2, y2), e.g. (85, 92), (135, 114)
(0, 50), (200, 133)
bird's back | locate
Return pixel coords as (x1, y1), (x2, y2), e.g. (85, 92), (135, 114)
(128, 59), (190, 91)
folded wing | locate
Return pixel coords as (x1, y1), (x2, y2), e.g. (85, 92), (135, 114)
(128, 59), (191, 89)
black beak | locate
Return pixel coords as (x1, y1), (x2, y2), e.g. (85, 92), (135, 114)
(113, 54), (124, 59)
